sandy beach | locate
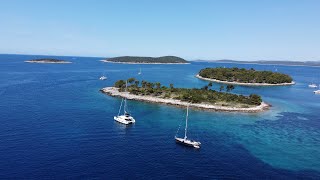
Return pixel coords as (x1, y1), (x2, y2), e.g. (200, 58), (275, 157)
(101, 87), (270, 113)
(196, 74), (295, 86)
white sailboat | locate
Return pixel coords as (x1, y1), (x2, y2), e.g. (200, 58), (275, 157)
(138, 68), (142, 75)
(314, 85), (320, 94)
(114, 81), (135, 125)
(99, 66), (107, 80)
(175, 105), (201, 149)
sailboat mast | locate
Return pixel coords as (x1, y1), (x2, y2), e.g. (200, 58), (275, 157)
(124, 81), (128, 114)
(184, 105), (189, 139)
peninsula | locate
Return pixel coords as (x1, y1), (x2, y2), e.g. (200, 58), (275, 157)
(197, 67), (295, 86)
(25, 59), (72, 64)
(100, 56), (189, 64)
(100, 78), (270, 112)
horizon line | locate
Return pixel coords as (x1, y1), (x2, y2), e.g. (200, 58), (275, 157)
(0, 53), (319, 62)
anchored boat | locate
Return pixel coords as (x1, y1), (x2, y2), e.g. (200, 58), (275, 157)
(314, 85), (320, 94)
(175, 105), (201, 149)
(309, 83), (317, 88)
(114, 81), (135, 125)
(99, 76), (107, 80)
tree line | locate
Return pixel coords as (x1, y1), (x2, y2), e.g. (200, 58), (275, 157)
(114, 78), (262, 106)
(106, 56), (187, 63)
(199, 67), (293, 84)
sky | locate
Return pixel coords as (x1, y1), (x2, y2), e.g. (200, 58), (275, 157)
(0, 0), (319, 61)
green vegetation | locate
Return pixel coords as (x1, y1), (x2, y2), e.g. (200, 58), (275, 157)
(106, 56), (188, 63)
(199, 67), (293, 84)
(114, 78), (263, 107)
(28, 59), (69, 62)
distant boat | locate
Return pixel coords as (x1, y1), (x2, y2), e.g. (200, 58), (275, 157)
(175, 105), (201, 149)
(99, 76), (107, 80)
(138, 68), (142, 75)
(100, 68), (107, 80)
(314, 85), (320, 94)
(114, 81), (136, 125)
(309, 83), (318, 88)
(274, 66), (277, 72)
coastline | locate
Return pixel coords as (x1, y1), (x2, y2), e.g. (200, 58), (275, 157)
(101, 87), (270, 113)
(25, 60), (72, 64)
(195, 61), (320, 68)
(100, 60), (190, 64)
(196, 74), (295, 86)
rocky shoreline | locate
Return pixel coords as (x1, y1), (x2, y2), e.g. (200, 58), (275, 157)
(196, 74), (295, 86)
(101, 87), (270, 113)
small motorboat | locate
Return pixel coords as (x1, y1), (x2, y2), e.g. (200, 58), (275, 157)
(309, 83), (318, 88)
(99, 76), (107, 80)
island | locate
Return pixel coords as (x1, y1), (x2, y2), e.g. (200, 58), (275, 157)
(197, 67), (295, 86)
(100, 56), (189, 64)
(100, 78), (270, 112)
(25, 59), (72, 64)
(194, 59), (320, 67)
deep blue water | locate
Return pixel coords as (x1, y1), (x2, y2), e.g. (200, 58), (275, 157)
(0, 54), (319, 179)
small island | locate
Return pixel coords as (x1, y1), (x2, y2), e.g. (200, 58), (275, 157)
(197, 67), (295, 86)
(100, 56), (189, 64)
(25, 59), (72, 64)
(100, 78), (270, 112)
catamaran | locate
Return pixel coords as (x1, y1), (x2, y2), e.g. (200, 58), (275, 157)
(175, 105), (201, 149)
(114, 81), (135, 125)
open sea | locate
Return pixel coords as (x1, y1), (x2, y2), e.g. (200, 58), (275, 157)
(0, 54), (319, 179)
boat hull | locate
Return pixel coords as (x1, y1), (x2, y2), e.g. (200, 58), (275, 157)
(175, 137), (200, 148)
(99, 76), (107, 80)
(114, 115), (135, 125)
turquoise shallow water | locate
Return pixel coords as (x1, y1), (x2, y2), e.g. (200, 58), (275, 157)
(0, 54), (319, 179)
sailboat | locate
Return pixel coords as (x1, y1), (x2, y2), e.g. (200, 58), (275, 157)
(99, 71), (107, 80)
(314, 85), (320, 94)
(175, 105), (201, 149)
(114, 81), (135, 125)
(99, 66), (107, 80)
(138, 68), (142, 75)
(273, 66), (278, 72)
